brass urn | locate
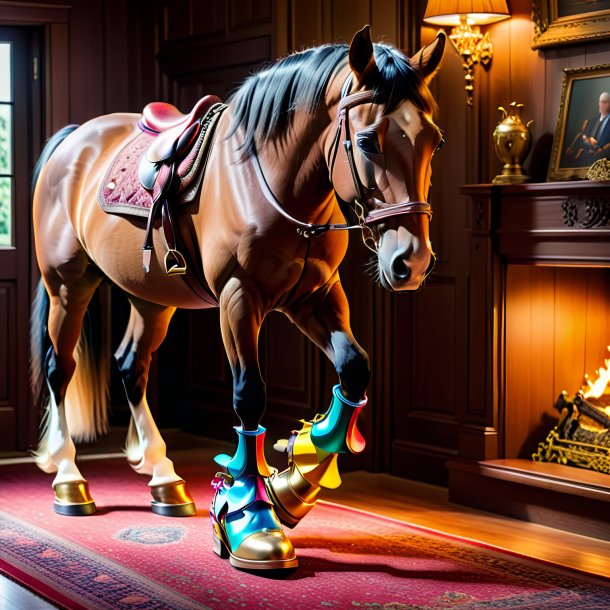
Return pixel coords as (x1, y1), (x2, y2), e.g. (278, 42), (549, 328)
(492, 102), (533, 184)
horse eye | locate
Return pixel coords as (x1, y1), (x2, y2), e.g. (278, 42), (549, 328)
(435, 137), (446, 153)
(356, 132), (381, 155)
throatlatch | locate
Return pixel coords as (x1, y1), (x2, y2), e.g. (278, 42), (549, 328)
(210, 426), (298, 570)
(267, 385), (367, 528)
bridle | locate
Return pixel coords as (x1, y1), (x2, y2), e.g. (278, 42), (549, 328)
(251, 74), (433, 255)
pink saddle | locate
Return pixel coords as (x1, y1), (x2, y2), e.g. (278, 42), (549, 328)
(98, 96), (225, 218)
(141, 96), (217, 133)
(97, 96), (226, 275)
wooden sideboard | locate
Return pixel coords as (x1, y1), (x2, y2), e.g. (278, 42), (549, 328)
(455, 181), (610, 540)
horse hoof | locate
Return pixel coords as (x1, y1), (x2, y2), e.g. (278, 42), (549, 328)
(53, 481), (96, 516)
(150, 480), (196, 517)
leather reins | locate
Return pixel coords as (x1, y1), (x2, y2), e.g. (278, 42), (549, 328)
(251, 75), (433, 253)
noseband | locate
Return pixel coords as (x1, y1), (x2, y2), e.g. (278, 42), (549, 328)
(251, 75), (432, 253)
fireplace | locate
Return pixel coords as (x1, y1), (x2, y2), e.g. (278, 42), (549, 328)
(453, 181), (610, 541)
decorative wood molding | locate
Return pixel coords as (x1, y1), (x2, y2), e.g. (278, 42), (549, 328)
(562, 197), (610, 229)
(0, 1), (70, 24)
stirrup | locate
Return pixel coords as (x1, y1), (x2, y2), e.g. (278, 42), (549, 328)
(164, 249), (187, 275)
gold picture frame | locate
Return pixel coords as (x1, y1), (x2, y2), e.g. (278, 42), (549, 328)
(532, 0), (610, 49)
(548, 64), (610, 181)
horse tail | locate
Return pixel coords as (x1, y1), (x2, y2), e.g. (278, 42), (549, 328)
(31, 124), (79, 194)
(31, 125), (109, 470)
(30, 124), (79, 411)
(63, 289), (110, 442)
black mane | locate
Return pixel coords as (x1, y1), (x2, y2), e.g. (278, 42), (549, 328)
(228, 41), (435, 156)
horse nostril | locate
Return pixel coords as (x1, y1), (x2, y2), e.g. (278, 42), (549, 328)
(391, 256), (411, 281)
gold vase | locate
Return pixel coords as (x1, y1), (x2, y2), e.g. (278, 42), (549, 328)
(492, 102), (533, 184)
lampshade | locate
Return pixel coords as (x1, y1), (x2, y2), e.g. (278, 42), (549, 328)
(423, 0), (510, 26)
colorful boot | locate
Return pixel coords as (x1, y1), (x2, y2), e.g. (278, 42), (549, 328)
(210, 426), (298, 570)
(266, 385), (366, 528)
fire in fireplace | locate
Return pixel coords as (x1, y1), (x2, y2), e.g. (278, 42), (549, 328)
(533, 347), (610, 473)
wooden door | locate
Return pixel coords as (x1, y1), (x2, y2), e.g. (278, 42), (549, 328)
(0, 26), (41, 452)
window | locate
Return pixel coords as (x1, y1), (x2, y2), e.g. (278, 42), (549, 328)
(0, 41), (12, 247)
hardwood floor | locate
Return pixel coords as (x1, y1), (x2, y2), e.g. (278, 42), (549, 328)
(1, 430), (608, 609)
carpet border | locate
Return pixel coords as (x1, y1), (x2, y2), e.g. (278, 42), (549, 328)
(0, 511), (210, 610)
(0, 557), (85, 610)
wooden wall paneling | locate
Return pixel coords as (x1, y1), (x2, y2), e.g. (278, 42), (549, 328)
(69, 0), (105, 124)
(46, 23), (69, 134)
(553, 268), (588, 395)
(503, 266), (610, 461)
(584, 271), (610, 378)
(192, 0), (225, 38)
(331, 0), (371, 43)
(504, 266), (555, 459)
(290, 0), (327, 49)
(127, 0), (162, 111)
(166, 0), (191, 39)
(260, 311), (316, 433)
(0, 284), (16, 451)
(482, 19), (510, 183)
(104, 0), (130, 113)
(526, 267), (557, 456)
(370, 0), (399, 46)
(391, 279), (459, 484)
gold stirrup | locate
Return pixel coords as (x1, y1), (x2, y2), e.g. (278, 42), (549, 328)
(164, 249), (187, 275)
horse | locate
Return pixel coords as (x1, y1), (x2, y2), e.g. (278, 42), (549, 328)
(30, 26), (445, 571)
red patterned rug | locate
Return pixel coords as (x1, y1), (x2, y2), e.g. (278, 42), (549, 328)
(1, 457), (609, 610)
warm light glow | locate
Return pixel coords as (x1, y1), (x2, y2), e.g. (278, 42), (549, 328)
(423, 0), (510, 26)
(582, 346), (610, 413)
(423, 0), (510, 106)
(423, 13), (509, 26)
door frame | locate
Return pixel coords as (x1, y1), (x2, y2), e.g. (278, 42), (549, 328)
(0, 2), (69, 450)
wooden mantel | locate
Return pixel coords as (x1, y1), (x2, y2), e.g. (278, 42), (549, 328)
(454, 181), (610, 541)
(462, 180), (610, 266)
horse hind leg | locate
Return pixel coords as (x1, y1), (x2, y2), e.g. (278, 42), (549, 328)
(115, 297), (196, 517)
(35, 267), (105, 516)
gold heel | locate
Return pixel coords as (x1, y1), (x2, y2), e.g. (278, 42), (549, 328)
(53, 481), (96, 516)
(150, 480), (196, 516)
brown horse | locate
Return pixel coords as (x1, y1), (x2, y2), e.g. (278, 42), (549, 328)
(30, 26), (445, 570)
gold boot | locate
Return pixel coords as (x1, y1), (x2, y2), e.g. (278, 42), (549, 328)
(266, 420), (342, 528)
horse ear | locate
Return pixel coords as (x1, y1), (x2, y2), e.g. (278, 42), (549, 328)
(348, 25), (377, 85)
(410, 31), (446, 84)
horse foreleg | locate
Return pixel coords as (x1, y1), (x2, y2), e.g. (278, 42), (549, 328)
(267, 279), (371, 527)
(209, 278), (297, 570)
(115, 297), (195, 516)
(39, 270), (103, 515)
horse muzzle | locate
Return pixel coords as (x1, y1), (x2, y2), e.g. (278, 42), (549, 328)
(377, 229), (435, 291)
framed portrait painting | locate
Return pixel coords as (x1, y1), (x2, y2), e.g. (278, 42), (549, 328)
(532, 0), (610, 48)
(548, 64), (610, 181)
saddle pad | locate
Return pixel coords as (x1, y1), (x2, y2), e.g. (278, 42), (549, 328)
(97, 104), (225, 218)
(98, 131), (156, 217)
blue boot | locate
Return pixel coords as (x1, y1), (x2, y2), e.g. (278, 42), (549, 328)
(310, 384), (367, 454)
(210, 426), (297, 570)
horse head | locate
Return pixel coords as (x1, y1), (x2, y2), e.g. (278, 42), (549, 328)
(327, 26), (446, 291)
